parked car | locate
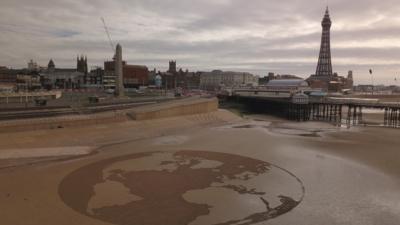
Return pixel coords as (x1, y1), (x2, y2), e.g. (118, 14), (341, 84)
(105, 89), (115, 94)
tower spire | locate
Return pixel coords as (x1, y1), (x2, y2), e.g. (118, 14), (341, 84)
(324, 5), (330, 18)
(315, 7), (333, 77)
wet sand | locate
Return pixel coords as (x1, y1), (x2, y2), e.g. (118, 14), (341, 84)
(0, 109), (400, 225)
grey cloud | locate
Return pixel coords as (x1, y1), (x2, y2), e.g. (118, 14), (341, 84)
(1, 0), (400, 84)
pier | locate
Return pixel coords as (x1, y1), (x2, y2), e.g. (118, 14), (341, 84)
(220, 89), (400, 128)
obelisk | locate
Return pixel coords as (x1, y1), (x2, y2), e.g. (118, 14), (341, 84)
(115, 43), (124, 97)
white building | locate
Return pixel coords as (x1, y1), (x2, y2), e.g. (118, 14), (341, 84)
(42, 69), (85, 89)
(200, 70), (258, 90)
(41, 59), (85, 89)
(264, 79), (310, 91)
(27, 60), (39, 71)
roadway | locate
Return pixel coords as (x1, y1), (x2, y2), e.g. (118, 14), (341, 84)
(0, 97), (175, 121)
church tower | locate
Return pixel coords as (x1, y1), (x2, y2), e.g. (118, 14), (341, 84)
(315, 7), (333, 77)
(77, 55), (88, 74)
(168, 60), (177, 73)
(48, 59), (55, 73)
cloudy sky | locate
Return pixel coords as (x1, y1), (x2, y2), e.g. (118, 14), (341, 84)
(2, 0), (400, 84)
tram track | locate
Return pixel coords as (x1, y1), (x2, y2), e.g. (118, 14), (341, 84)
(0, 100), (161, 121)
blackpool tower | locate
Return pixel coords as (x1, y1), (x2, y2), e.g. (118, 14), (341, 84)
(315, 7), (333, 77)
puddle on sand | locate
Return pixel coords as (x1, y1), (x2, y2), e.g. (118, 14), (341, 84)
(272, 145), (400, 225)
(225, 122), (323, 138)
(269, 128), (321, 137)
(232, 125), (257, 129)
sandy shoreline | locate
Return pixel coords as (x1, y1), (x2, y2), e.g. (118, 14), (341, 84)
(0, 109), (400, 225)
(0, 109), (241, 169)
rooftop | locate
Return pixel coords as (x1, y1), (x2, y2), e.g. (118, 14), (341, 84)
(267, 79), (309, 87)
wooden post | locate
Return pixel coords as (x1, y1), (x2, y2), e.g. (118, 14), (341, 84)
(334, 105), (338, 125)
(397, 108), (400, 127)
(357, 107), (361, 125)
(347, 105), (352, 128)
(384, 108), (387, 126)
(390, 108), (394, 127)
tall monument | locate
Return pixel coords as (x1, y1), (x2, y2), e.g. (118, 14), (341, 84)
(307, 7), (353, 92)
(315, 7), (333, 77)
(115, 43), (124, 97)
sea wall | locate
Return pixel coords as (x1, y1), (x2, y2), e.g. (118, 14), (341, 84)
(0, 114), (127, 133)
(127, 97), (219, 120)
(0, 97), (219, 133)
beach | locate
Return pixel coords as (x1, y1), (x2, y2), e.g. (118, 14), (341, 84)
(0, 109), (399, 225)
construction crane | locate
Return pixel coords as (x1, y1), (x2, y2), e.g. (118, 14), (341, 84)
(101, 17), (115, 53)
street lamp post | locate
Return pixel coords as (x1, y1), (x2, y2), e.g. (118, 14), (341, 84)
(369, 69), (374, 95)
